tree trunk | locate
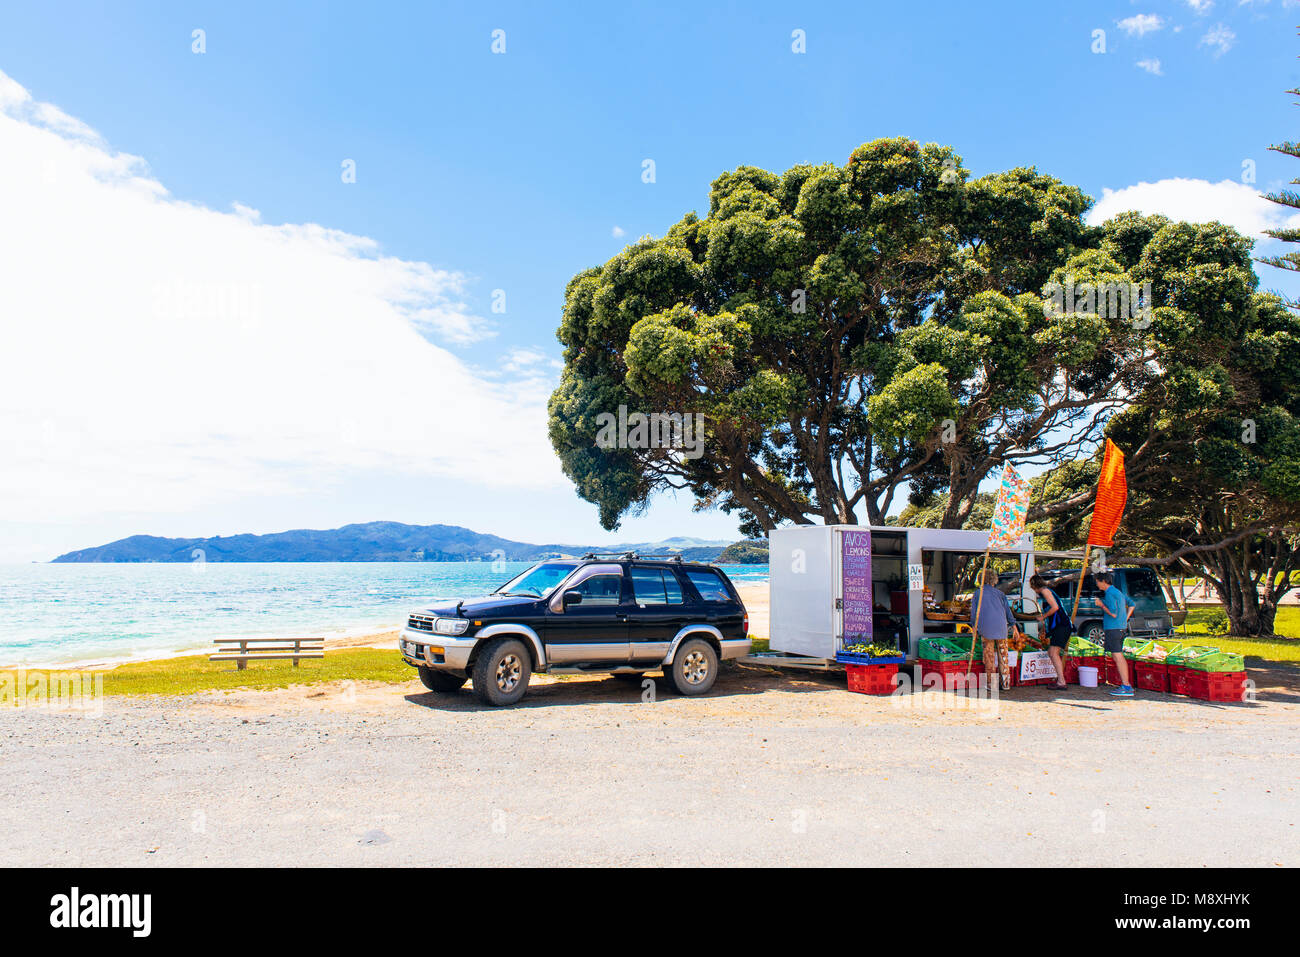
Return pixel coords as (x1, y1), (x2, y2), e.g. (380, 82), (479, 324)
(1211, 565), (1267, 636)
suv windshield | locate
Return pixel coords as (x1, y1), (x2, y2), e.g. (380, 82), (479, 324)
(495, 561), (578, 598)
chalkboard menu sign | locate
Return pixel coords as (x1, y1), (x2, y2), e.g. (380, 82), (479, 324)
(840, 529), (873, 644)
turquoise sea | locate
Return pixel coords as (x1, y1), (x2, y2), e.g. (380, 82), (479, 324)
(0, 562), (771, 668)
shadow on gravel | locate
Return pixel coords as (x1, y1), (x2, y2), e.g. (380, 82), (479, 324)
(401, 662), (1296, 711)
(402, 664), (835, 711)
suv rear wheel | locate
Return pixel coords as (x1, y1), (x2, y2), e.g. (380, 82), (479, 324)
(471, 637), (532, 706)
(665, 637), (719, 696)
(417, 666), (466, 693)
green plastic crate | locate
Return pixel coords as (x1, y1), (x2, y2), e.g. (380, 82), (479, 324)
(918, 635), (982, 661)
(1184, 651), (1246, 673)
(1133, 640), (1180, 663)
(1066, 636), (1104, 656)
(1166, 644), (1219, 666)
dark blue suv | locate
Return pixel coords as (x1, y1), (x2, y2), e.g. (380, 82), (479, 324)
(398, 555), (750, 705)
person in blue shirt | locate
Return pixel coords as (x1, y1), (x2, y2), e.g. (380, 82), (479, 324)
(1096, 572), (1136, 697)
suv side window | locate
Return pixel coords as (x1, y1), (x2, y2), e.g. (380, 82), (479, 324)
(571, 573), (623, 605)
(663, 569), (683, 604)
(683, 568), (730, 603)
(631, 567), (684, 605)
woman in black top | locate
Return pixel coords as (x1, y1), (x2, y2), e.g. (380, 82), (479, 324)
(1031, 574), (1071, 690)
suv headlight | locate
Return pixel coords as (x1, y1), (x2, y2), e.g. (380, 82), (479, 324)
(434, 617), (470, 636)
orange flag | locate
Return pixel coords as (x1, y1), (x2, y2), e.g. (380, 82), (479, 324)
(1087, 439), (1128, 548)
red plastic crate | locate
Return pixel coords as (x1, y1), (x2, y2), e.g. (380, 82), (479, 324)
(920, 659), (983, 691)
(1134, 660), (1169, 693)
(1167, 664), (1191, 696)
(1066, 654), (1105, 684)
(1186, 670), (1249, 703)
(1105, 656), (1137, 687)
(846, 662), (900, 696)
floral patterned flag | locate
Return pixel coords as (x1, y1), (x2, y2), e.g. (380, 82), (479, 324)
(987, 462), (1031, 550)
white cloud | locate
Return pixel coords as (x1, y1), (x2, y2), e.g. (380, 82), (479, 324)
(1086, 177), (1300, 240)
(1200, 23), (1236, 56)
(1184, 0), (1214, 13)
(1136, 58), (1164, 75)
(0, 68), (565, 525)
(611, 225), (625, 237)
(498, 346), (555, 375)
(1117, 13), (1164, 36)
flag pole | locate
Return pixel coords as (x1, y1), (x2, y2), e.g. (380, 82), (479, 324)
(1070, 544), (1091, 623)
(965, 545), (992, 674)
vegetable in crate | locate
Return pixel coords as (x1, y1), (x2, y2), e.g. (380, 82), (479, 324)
(844, 642), (900, 658)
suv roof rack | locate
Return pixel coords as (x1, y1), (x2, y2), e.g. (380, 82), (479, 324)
(578, 551), (691, 563)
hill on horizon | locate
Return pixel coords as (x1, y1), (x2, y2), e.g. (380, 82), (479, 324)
(50, 521), (757, 564)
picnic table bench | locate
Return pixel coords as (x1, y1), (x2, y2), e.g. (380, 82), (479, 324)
(210, 637), (325, 670)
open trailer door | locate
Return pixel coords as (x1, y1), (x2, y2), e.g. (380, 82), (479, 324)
(766, 524), (837, 661)
(761, 525), (881, 666)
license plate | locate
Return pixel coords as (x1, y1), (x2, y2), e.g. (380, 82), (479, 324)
(404, 641), (418, 655)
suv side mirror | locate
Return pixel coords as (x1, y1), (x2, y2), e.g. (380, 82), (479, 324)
(561, 589), (583, 608)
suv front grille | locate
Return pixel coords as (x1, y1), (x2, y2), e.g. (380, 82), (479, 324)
(408, 614), (436, 632)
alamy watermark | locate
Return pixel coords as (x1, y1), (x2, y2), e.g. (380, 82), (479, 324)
(1043, 277), (1153, 328)
(2, 670), (104, 715)
(594, 404), (705, 460)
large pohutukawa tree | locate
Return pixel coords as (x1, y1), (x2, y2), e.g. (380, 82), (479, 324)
(1035, 216), (1300, 636)
(549, 137), (1142, 534)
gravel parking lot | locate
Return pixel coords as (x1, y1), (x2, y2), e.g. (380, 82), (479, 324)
(2, 663), (1295, 867)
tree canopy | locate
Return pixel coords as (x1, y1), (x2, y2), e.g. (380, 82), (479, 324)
(549, 138), (1133, 534)
(547, 138), (1300, 635)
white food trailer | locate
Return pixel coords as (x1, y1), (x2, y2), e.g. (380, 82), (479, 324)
(752, 524), (1039, 668)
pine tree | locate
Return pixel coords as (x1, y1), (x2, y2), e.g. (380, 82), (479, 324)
(1260, 41), (1300, 273)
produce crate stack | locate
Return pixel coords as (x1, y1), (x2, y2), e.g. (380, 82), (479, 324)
(1166, 645), (1218, 696)
(1131, 640), (1179, 694)
(1105, 638), (1146, 686)
(916, 636), (984, 691)
(1183, 651), (1249, 703)
(837, 640), (906, 696)
(1063, 636), (1106, 684)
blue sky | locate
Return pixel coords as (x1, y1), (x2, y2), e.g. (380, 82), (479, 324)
(1, 0), (1298, 561)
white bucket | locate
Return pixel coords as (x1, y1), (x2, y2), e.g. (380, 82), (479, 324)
(1078, 665), (1099, 688)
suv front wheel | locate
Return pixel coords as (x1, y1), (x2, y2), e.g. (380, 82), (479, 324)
(472, 637), (532, 706)
(665, 637), (719, 696)
(417, 666), (466, 693)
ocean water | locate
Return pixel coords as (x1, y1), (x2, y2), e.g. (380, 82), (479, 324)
(0, 562), (770, 668)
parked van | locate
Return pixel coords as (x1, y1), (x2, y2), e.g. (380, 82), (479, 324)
(1047, 567), (1175, 643)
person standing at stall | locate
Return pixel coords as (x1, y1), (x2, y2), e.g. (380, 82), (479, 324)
(1031, 574), (1071, 690)
(970, 569), (1020, 691)
(1096, 572), (1137, 697)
